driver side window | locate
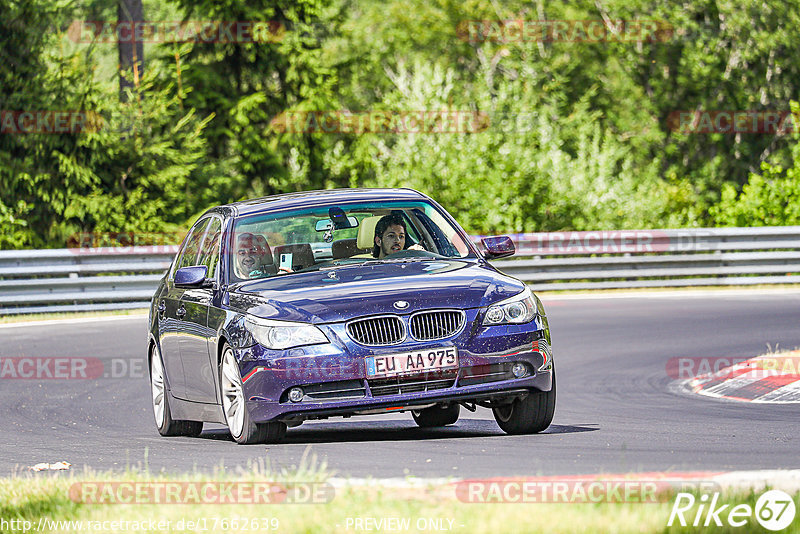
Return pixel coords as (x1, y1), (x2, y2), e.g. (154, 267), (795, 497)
(197, 218), (222, 279)
(175, 219), (210, 272)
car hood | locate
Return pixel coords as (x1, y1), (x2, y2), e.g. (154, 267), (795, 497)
(227, 259), (526, 324)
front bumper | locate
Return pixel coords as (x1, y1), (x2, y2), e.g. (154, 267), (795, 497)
(248, 370), (552, 422)
(234, 310), (553, 423)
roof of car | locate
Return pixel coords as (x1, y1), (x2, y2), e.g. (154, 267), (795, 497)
(220, 188), (430, 217)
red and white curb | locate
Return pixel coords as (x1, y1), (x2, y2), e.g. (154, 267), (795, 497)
(677, 351), (800, 403)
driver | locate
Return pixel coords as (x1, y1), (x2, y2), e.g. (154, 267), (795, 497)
(235, 232), (275, 278)
(372, 214), (424, 258)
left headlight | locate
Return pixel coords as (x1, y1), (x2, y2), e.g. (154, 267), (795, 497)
(244, 317), (328, 350)
(483, 286), (537, 325)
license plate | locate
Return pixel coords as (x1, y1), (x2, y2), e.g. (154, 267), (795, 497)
(366, 347), (458, 378)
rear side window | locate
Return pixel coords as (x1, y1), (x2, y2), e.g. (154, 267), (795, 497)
(175, 219), (210, 271)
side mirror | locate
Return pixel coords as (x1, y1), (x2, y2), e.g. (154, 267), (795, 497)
(174, 265), (209, 288)
(481, 236), (515, 259)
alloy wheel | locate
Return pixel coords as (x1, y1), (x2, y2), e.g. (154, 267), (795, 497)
(150, 349), (166, 427)
(221, 347), (245, 439)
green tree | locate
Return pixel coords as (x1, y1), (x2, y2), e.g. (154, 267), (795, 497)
(711, 103), (800, 226)
(0, 0), (213, 248)
(158, 0), (340, 202)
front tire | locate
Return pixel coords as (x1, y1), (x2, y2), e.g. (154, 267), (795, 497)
(493, 372), (556, 435)
(150, 345), (203, 437)
(412, 403), (460, 427)
(220, 344), (286, 444)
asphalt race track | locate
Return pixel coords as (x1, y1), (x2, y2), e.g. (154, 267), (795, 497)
(2, 290), (799, 478)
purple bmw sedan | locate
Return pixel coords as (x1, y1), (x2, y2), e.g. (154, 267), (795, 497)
(148, 188), (555, 444)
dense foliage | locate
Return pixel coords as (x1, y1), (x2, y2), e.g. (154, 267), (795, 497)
(1, 0), (798, 248)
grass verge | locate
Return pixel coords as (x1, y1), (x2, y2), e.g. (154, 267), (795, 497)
(2, 465), (799, 533)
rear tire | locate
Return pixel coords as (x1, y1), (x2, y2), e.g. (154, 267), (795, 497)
(493, 372), (556, 435)
(412, 403), (460, 427)
(150, 345), (203, 437)
(220, 344), (286, 444)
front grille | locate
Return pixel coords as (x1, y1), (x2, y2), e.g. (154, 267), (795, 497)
(347, 315), (405, 346)
(410, 310), (465, 341)
(369, 369), (458, 397)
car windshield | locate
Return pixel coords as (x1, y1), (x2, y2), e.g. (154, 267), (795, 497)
(228, 200), (474, 281)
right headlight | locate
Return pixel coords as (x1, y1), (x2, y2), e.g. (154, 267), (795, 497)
(244, 317), (328, 350)
(483, 286), (538, 325)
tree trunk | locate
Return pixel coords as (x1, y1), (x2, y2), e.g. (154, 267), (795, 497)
(117, 0), (144, 101)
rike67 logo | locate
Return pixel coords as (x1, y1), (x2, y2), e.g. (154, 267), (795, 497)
(668, 490), (796, 531)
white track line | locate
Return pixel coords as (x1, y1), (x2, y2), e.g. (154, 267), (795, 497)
(539, 287), (800, 301)
(0, 313), (148, 329)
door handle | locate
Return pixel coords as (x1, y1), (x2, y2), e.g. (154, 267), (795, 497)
(176, 304), (186, 319)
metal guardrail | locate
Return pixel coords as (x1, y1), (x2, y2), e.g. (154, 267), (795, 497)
(0, 247), (177, 315)
(487, 227), (800, 290)
(1, 227), (800, 315)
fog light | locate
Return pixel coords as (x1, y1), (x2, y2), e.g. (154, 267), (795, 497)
(511, 362), (528, 378)
(288, 387), (304, 403)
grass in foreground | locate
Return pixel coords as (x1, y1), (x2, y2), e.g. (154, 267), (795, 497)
(2, 464), (798, 534)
